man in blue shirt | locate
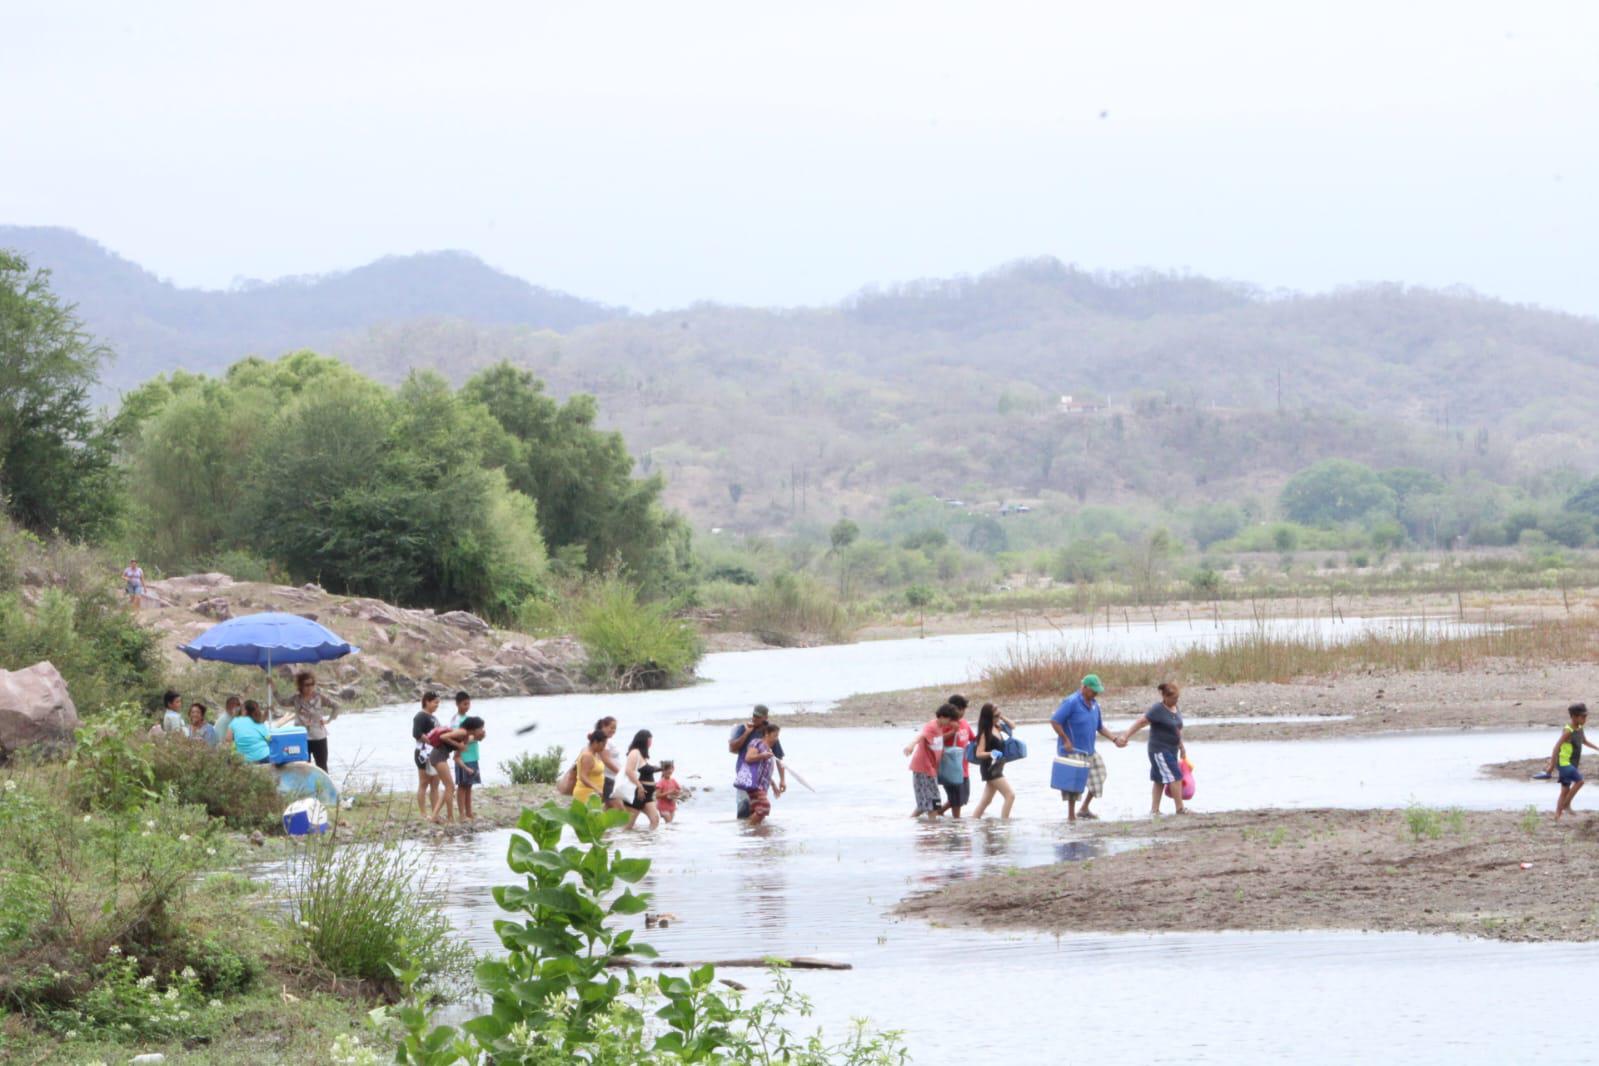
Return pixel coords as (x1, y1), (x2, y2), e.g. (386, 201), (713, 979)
(1049, 674), (1123, 821)
(729, 704), (787, 819)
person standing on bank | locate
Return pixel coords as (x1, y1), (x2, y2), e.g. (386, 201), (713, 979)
(1050, 674), (1122, 821)
(946, 694), (975, 817)
(1120, 682), (1190, 816)
(276, 671), (337, 773)
(413, 692), (443, 819)
(730, 705), (786, 819)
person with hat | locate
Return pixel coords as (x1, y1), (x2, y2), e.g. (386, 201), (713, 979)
(1049, 674), (1123, 821)
(729, 704), (786, 819)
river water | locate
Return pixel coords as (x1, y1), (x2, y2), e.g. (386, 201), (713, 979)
(318, 618), (1563, 1065)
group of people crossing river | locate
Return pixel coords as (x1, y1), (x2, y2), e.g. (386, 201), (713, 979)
(398, 675), (1193, 830)
(907, 676), (1192, 822)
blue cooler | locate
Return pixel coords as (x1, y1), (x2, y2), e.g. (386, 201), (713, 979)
(268, 726), (310, 765)
(1050, 752), (1090, 794)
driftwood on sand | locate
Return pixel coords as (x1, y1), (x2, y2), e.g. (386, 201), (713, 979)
(609, 956), (851, 971)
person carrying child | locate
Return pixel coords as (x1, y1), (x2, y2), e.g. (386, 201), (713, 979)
(424, 716), (485, 824)
(1547, 702), (1599, 820)
(737, 723), (781, 826)
(450, 691), (482, 821)
(656, 760), (682, 823)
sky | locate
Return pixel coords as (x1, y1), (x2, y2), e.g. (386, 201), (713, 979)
(4, 0), (1598, 314)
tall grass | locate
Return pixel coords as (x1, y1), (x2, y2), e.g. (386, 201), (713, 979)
(287, 834), (473, 997)
(981, 616), (1599, 696)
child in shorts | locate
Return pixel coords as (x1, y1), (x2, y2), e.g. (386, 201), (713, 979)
(656, 760), (682, 823)
(452, 691), (481, 821)
(1548, 702), (1599, 820)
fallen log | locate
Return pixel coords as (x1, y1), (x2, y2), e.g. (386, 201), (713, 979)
(609, 956), (851, 971)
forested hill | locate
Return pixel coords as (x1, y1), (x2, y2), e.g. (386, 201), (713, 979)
(0, 226), (621, 390)
(9, 227), (1599, 529)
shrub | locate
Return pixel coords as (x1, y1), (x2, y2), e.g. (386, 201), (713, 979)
(144, 735), (283, 829)
(0, 584), (167, 719)
(286, 833), (473, 998)
(502, 745), (564, 785)
(577, 577), (702, 690)
(68, 704), (157, 813)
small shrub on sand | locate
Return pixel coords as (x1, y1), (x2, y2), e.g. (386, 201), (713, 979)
(577, 576), (702, 690)
(502, 745), (564, 785)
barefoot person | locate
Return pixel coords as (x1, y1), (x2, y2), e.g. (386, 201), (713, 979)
(623, 729), (661, 830)
(1548, 702), (1599, 820)
(730, 705), (786, 819)
(573, 730), (610, 806)
(905, 704), (959, 818)
(451, 692), (481, 822)
(737, 723), (780, 826)
(425, 717), (485, 823)
(412, 692), (443, 819)
(946, 694), (975, 818)
(1121, 682), (1190, 816)
(122, 559), (145, 610)
(656, 760), (682, 823)
(1050, 675), (1120, 822)
(970, 703), (1017, 819)
(596, 717), (625, 810)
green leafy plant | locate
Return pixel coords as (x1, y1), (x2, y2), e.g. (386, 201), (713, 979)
(501, 745), (564, 785)
(67, 703), (157, 812)
(385, 799), (906, 1064)
(144, 734), (282, 829)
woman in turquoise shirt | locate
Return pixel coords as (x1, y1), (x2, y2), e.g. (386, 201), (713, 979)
(228, 699), (272, 764)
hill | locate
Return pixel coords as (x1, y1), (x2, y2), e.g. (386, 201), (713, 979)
(333, 260), (1599, 529)
(7, 228), (1599, 533)
(0, 226), (621, 391)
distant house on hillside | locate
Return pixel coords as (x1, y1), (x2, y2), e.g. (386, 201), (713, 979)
(1057, 394), (1107, 414)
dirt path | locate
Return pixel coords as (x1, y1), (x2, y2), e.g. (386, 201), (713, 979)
(895, 807), (1599, 943)
(701, 662), (1599, 742)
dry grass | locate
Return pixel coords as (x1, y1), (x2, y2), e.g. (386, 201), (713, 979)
(981, 616), (1599, 696)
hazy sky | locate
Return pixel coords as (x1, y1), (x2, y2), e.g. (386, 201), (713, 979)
(5, 1), (1597, 314)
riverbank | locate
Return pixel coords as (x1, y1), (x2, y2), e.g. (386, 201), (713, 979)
(895, 807), (1596, 943)
(725, 660), (1599, 742)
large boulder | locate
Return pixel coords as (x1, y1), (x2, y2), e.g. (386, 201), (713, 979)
(0, 661), (80, 756)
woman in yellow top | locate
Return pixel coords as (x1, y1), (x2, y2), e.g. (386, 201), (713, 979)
(573, 730), (610, 804)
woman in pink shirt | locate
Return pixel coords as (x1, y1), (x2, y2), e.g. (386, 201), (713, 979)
(903, 703), (959, 818)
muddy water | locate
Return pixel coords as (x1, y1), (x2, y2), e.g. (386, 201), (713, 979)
(320, 619), (1558, 1064)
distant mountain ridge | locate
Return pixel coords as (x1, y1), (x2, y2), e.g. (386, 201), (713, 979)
(0, 226), (623, 390)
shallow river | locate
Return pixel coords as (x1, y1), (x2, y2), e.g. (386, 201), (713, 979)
(320, 618), (1563, 1065)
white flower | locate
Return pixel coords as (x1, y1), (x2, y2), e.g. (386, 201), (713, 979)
(178, 833), (191, 842)
(165, 986), (180, 1001)
(207, 998), (222, 1009)
(65, 1029), (78, 1039)
(107, 945), (121, 955)
(180, 966), (197, 980)
(120, 1021), (132, 1029)
(178, 1009), (191, 1020)
(137, 975), (156, 988)
(206, 847), (217, 857)
(145, 819), (156, 829)
(141, 830), (152, 837)
(3, 779), (15, 792)
(83, 814), (92, 823)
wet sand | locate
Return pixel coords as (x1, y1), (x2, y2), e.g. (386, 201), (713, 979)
(712, 661), (1599, 741)
(895, 807), (1599, 943)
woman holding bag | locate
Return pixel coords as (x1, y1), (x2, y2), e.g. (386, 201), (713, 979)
(904, 704), (960, 818)
(1120, 681), (1191, 816)
(970, 703), (1018, 819)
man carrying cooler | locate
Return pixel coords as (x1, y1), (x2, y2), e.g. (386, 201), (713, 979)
(1049, 674), (1122, 821)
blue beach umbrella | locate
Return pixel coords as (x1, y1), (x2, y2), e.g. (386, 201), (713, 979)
(179, 612), (360, 704)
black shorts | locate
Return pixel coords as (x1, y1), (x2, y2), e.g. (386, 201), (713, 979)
(627, 785), (657, 811)
(942, 778), (970, 807)
(603, 776), (616, 801)
(979, 756), (1005, 782)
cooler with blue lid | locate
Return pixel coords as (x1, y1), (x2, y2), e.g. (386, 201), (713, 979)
(268, 726), (310, 765)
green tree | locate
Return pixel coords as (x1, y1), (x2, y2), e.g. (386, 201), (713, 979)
(461, 363), (689, 593)
(1280, 459), (1397, 526)
(0, 252), (121, 539)
(829, 518), (860, 551)
(1189, 502), (1243, 548)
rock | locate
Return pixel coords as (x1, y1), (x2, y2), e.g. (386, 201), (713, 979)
(0, 661), (80, 757)
(438, 610), (492, 634)
(248, 830), (265, 847)
(193, 596), (232, 620)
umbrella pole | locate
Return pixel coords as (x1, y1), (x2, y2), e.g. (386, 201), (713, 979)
(266, 649), (273, 710)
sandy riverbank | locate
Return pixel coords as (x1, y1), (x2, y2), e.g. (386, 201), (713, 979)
(706, 661), (1599, 742)
(895, 807), (1599, 943)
